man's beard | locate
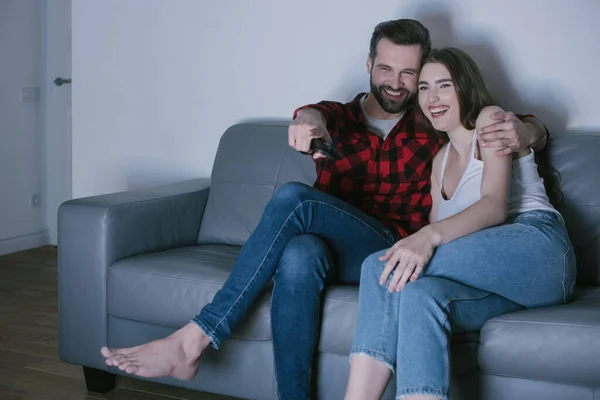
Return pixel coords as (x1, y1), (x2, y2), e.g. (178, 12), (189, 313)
(370, 77), (415, 114)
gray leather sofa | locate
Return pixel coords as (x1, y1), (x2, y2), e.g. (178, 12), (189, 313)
(58, 122), (600, 400)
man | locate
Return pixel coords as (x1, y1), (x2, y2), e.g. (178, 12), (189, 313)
(102, 19), (547, 399)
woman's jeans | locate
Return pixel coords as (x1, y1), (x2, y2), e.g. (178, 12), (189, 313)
(351, 210), (577, 400)
(192, 182), (398, 400)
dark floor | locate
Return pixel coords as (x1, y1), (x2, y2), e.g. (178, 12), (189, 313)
(0, 246), (236, 400)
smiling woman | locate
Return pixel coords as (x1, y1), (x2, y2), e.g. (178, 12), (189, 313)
(417, 47), (494, 135)
(346, 46), (577, 400)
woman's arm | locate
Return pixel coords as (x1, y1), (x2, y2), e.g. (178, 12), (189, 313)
(379, 106), (512, 291)
(424, 106), (511, 246)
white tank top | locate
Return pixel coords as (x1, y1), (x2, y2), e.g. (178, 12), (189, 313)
(434, 131), (557, 222)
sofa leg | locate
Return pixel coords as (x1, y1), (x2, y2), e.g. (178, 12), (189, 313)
(83, 367), (116, 393)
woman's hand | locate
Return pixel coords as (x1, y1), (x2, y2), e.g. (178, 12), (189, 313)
(378, 227), (440, 292)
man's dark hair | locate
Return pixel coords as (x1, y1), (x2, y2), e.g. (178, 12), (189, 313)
(369, 19), (432, 63)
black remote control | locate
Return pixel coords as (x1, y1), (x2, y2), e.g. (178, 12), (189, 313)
(310, 138), (342, 161)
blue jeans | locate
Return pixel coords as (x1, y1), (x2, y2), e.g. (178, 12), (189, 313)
(192, 182), (397, 399)
(351, 210), (577, 400)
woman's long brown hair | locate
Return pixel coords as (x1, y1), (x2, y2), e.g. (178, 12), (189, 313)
(417, 47), (563, 206)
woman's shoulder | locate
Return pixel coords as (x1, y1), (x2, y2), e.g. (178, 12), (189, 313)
(475, 105), (504, 130)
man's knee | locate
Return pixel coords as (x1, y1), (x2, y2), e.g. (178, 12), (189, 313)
(276, 234), (331, 284)
(272, 182), (313, 204)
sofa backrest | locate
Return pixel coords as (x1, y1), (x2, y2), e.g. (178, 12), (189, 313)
(197, 122), (316, 246)
(546, 134), (600, 285)
(198, 122), (600, 285)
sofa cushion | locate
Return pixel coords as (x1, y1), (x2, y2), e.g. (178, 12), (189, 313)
(478, 287), (600, 386)
(107, 245), (479, 375)
(107, 245), (273, 341)
(197, 122), (316, 247)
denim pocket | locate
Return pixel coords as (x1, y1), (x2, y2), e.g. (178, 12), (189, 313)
(562, 246), (577, 302)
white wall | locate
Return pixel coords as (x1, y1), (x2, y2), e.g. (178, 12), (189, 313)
(71, 0), (600, 198)
(0, 0), (48, 255)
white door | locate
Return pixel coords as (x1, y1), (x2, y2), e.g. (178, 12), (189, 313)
(44, 0), (72, 245)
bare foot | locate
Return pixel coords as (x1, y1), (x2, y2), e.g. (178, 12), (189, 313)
(100, 322), (211, 380)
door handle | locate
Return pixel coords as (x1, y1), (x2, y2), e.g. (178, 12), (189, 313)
(54, 77), (71, 86)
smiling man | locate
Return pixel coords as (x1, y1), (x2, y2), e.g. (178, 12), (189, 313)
(102, 19), (548, 400)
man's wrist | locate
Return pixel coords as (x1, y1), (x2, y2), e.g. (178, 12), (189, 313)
(522, 122), (535, 148)
(522, 118), (547, 151)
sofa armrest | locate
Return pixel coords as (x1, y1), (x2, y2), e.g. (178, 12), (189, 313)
(57, 178), (210, 369)
(478, 289), (600, 386)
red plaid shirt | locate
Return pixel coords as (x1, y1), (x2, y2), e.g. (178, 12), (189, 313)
(295, 93), (443, 239)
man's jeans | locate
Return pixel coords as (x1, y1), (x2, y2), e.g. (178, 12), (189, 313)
(351, 210), (577, 400)
(192, 182), (397, 399)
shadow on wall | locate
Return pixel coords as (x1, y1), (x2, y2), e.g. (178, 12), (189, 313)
(328, 2), (572, 137)
(413, 5), (570, 136)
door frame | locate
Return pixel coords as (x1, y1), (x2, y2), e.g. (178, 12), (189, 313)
(42, 0), (72, 245)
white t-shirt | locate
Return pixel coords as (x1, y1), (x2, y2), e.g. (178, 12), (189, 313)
(359, 94), (404, 140)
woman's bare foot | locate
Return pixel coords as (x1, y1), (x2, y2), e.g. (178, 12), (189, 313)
(100, 322), (211, 380)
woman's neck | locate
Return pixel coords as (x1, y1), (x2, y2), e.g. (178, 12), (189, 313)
(446, 125), (475, 160)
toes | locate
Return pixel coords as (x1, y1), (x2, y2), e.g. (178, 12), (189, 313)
(125, 364), (139, 375)
(107, 354), (127, 367)
(100, 346), (112, 358)
(102, 345), (140, 358)
(118, 360), (131, 372)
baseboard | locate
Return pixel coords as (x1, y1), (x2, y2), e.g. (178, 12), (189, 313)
(0, 230), (50, 256)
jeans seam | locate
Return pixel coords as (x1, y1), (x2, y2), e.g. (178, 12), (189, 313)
(396, 387), (447, 400)
(191, 317), (220, 349)
(350, 347), (396, 370)
(379, 290), (391, 358)
(270, 278), (282, 400)
(561, 245), (575, 303)
(439, 290), (496, 392)
(307, 200), (397, 245)
(207, 201), (306, 339)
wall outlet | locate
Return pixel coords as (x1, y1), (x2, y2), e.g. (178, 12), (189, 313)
(21, 87), (40, 103)
(30, 193), (41, 208)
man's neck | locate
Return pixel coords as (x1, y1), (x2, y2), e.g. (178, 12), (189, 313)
(363, 92), (405, 120)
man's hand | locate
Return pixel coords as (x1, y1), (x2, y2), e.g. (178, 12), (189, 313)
(378, 228), (438, 292)
(477, 111), (535, 156)
(289, 109), (332, 160)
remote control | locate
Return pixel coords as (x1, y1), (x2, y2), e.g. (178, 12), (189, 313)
(310, 138), (342, 161)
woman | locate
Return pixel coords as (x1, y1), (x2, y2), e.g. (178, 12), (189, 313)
(344, 47), (576, 400)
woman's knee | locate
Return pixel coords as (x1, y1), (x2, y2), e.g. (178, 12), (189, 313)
(359, 250), (388, 284)
(400, 277), (450, 306)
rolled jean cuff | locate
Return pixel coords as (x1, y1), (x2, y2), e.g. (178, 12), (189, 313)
(349, 347), (395, 372)
(397, 387), (447, 400)
(191, 317), (220, 350)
